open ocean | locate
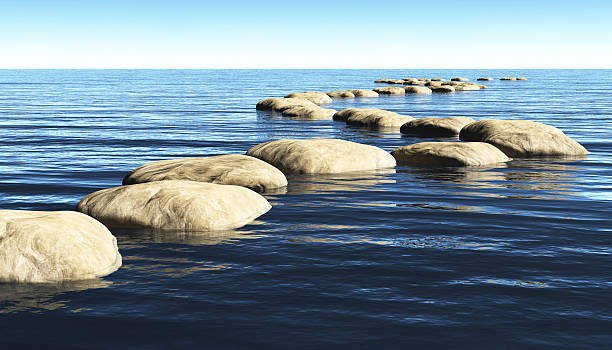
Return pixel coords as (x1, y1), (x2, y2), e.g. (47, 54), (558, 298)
(0, 69), (610, 349)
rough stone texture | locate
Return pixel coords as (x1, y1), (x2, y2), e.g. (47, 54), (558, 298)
(246, 139), (396, 174)
(459, 119), (589, 157)
(404, 86), (433, 94)
(77, 180), (271, 231)
(123, 154), (287, 192)
(430, 86), (456, 93)
(349, 89), (379, 97)
(284, 91), (333, 105)
(391, 142), (511, 166)
(373, 86), (406, 95)
(326, 91), (355, 98)
(400, 117), (476, 137)
(256, 97), (317, 112)
(0, 210), (122, 283)
(336, 108), (414, 128)
(451, 77), (469, 81)
(477, 77), (494, 81)
(500, 77), (517, 80)
(281, 105), (337, 120)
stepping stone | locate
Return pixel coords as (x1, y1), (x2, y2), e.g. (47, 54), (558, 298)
(373, 86), (405, 95)
(400, 117), (476, 137)
(391, 142), (511, 166)
(284, 91), (332, 105)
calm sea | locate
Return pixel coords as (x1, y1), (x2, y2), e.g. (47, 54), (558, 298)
(0, 69), (610, 349)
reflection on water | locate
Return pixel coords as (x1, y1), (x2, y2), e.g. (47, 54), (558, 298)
(120, 255), (232, 278)
(0, 279), (113, 314)
(113, 226), (269, 246)
(285, 169), (396, 195)
(450, 278), (550, 288)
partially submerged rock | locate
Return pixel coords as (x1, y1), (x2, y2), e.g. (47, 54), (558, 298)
(500, 77), (517, 81)
(477, 77), (493, 81)
(284, 91), (333, 105)
(404, 86), (432, 94)
(326, 91), (355, 99)
(281, 105), (337, 120)
(333, 108), (414, 128)
(430, 86), (455, 93)
(375, 79), (404, 84)
(454, 84), (481, 91)
(77, 180), (271, 231)
(451, 77), (469, 81)
(425, 81), (443, 87)
(349, 89), (379, 97)
(459, 119), (589, 157)
(246, 139), (396, 174)
(0, 210), (121, 283)
(256, 97), (317, 112)
(516, 77), (528, 80)
(123, 154), (287, 192)
(400, 117), (476, 137)
(430, 78), (446, 81)
(391, 142), (510, 166)
(373, 86), (406, 95)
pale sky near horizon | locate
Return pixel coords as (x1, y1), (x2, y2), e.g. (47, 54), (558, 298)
(1, 0), (611, 69)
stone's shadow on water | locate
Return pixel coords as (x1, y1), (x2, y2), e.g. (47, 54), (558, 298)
(112, 226), (268, 246)
(0, 279), (113, 314)
(284, 168), (396, 195)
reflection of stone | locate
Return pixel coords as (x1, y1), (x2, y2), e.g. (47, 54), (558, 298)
(113, 226), (268, 246)
(284, 168), (396, 195)
(0, 279), (112, 314)
(392, 142), (510, 166)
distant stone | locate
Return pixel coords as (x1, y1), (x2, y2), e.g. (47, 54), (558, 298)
(459, 119), (589, 157)
(77, 180), (271, 231)
(333, 108), (414, 128)
(500, 77), (517, 81)
(400, 117), (476, 137)
(425, 81), (443, 87)
(284, 91), (333, 105)
(430, 78), (446, 81)
(404, 80), (427, 86)
(454, 84), (481, 91)
(391, 142), (511, 166)
(349, 89), (379, 97)
(430, 86), (455, 93)
(326, 91), (355, 98)
(516, 77), (528, 80)
(477, 77), (494, 81)
(404, 86), (433, 94)
(281, 105), (337, 120)
(256, 97), (317, 111)
(373, 86), (406, 95)
(0, 210), (121, 283)
(451, 77), (469, 81)
(246, 139), (396, 174)
(123, 154), (287, 192)
(375, 79), (404, 84)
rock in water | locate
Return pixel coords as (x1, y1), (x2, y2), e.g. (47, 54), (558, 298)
(430, 86), (455, 93)
(500, 77), (517, 80)
(459, 119), (589, 157)
(400, 117), (476, 137)
(451, 77), (469, 81)
(256, 97), (317, 111)
(333, 108), (414, 128)
(404, 86), (433, 94)
(122, 154), (287, 192)
(326, 91), (355, 98)
(280, 105), (337, 120)
(477, 77), (494, 81)
(391, 142), (511, 166)
(246, 139), (396, 174)
(0, 210), (122, 283)
(77, 180), (271, 231)
(373, 86), (406, 95)
(284, 91), (333, 105)
(349, 89), (379, 97)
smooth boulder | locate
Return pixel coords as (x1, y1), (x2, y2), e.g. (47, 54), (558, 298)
(400, 117), (476, 137)
(122, 154), (287, 192)
(404, 86), (432, 94)
(335, 108), (414, 128)
(246, 139), (396, 174)
(281, 105), (337, 120)
(451, 77), (469, 81)
(256, 97), (317, 112)
(284, 91), (333, 105)
(459, 119), (589, 157)
(0, 210), (122, 283)
(373, 86), (405, 95)
(500, 77), (517, 81)
(349, 89), (379, 97)
(326, 91), (355, 99)
(477, 77), (493, 81)
(391, 142), (511, 166)
(77, 180), (271, 231)
(430, 86), (455, 93)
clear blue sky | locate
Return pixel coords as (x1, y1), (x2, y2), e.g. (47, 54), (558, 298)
(1, 0), (610, 68)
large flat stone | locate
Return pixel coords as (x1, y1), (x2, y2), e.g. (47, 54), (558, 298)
(391, 142), (511, 166)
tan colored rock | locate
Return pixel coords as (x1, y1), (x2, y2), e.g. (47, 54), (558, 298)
(404, 86), (433, 94)
(400, 117), (476, 137)
(430, 78), (446, 81)
(391, 142), (510, 166)
(430, 86), (455, 93)
(246, 139), (396, 174)
(404, 80), (427, 86)
(373, 86), (405, 95)
(284, 91), (333, 105)
(349, 89), (379, 97)
(454, 85), (481, 91)
(333, 108), (414, 128)
(459, 119), (589, 157)
(326, 91), (355, 98)
(256, 97), (317, 112)
(0, 210), (121, 283)
(122, 154), (287, 192)
(281, 105), (337, 120)
(77, 180), (271, 231)
(425, 81), (443, 87)
(375, 79), (404, 84)
(500, 77), (517, 81)
(516, 77), (528, 80)
(477, 77), (493, 81)
(451, 77), (469, 81)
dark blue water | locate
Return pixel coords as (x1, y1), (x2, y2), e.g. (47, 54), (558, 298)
(0, 69), (610, 349)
